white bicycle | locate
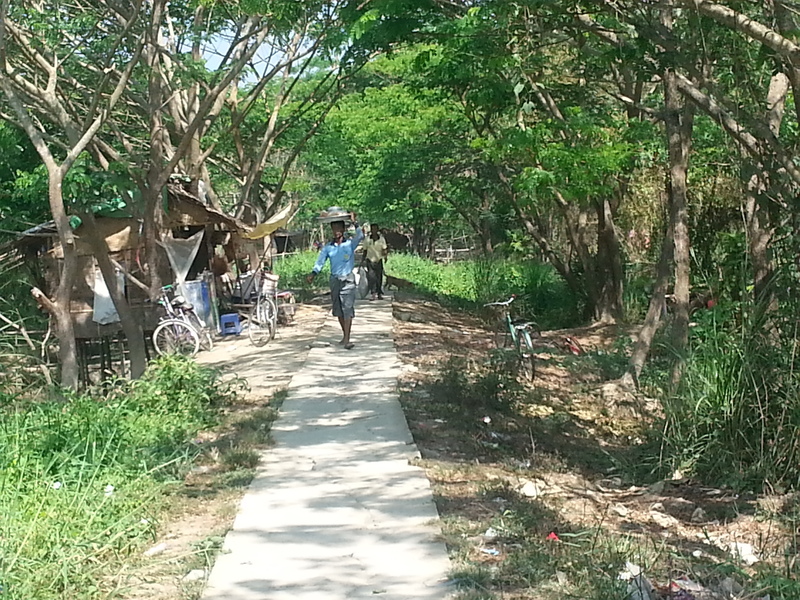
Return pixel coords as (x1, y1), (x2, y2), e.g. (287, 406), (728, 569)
(152, 285), (213, 356)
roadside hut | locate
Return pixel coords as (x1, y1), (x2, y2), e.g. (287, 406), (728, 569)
(0, 179), (260, 380)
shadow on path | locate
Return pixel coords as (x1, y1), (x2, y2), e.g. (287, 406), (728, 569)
(201, 299), (453, 600)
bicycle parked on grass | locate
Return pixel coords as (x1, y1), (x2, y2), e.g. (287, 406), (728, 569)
(152, 285), (213, 357)
(484, 295), (539, 381)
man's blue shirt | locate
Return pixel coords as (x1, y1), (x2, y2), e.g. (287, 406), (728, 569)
(312, 227), (364, 278)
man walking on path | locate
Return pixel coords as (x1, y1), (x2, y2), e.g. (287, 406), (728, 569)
(362, 223), (388, 300)
(307, 213), (364, 349)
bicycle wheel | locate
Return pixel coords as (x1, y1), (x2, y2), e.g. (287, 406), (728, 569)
(153, 319), (200, 357)
(248, 297), (276, 347)
(185, 311), (214, 351)
(516, 328), (536, 382)
(265, 296), (278, 331)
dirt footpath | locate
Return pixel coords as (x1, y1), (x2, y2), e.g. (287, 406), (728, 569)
(197, 304), (329, 399)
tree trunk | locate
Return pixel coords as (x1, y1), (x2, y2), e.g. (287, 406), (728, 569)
(627, 220), (674, 385)
(515, 206), (583, 297)
(80, 211), (148, 379)
(594, 197), (625, 323)
(745, 169), (776, 307)
(559, 201), (601, 321)
(744, 71), (788, 310)
(773, 1), (800, 125)
(481, 230), (494, 255)
(49, 173), (80, 389)
(142, 185), (164, 300)
(143, 10), (167, 300)
(664, 67), (694, 388)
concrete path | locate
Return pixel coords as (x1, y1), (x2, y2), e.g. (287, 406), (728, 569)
(202, 298), (453, 600)
(197, 304), (327, 400)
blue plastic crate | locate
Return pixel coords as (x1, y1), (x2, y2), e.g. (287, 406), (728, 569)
(220, 313), (242, 335)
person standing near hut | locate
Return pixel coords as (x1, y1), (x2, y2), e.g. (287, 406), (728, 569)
(307, 211), (364, 349)
(362, 223), (388, 300)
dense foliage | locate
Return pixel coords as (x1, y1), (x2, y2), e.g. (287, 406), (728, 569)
(1, 0), (800, 509)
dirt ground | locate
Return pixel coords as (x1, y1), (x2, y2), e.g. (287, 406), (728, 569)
(392, 291), (795, 599)
(117, 303), (328, 600)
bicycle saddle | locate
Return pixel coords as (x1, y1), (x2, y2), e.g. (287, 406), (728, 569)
(171, 296), (194, 310)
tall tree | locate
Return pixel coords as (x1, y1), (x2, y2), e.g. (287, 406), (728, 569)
(0, 0), (145, 387)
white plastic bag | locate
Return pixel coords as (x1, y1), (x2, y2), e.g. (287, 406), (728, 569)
(354, 266), (369, 300)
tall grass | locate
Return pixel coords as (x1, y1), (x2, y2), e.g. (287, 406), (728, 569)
(273, 250), (580, 328)
(386, 254), (581, 329)
(657, 304), (800, 491)
(273, 251), (325, 288)
(0, 355), (238, 599)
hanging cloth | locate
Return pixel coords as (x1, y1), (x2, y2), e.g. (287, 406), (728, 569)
(92, 267), (126, 325)
(158, 230), (205, 289)
(240, 205), (294, 240)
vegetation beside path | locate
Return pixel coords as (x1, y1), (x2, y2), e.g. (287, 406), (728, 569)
(0, 356), (287, 600)
(275, 251), (580, 329)
(4, 253), (800, 600)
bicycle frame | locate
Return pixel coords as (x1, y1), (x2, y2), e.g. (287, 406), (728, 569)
(157, 286), (178, 318)
(485, 296), (537, 381)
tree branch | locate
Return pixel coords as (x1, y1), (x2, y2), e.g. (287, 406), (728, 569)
(678, 0), (800, 68)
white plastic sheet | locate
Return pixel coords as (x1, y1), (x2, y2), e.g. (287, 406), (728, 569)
(92, 268), (126, 325)
(159, 230), (205, 288)
(354, 266), (369, 300)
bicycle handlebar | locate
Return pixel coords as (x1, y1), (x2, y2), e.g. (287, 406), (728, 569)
(483, 295), (516, 307)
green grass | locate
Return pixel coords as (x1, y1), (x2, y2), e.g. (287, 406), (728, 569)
(390, 254), (582, 329)
(274, 250), (580, 328)
(0, 355), (240, 600)
(272, 251), (329, 302)
(647, 301), (800, 492)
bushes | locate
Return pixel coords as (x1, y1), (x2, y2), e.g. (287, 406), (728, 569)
(273, 251), (324, 289)
(0, 356), (237, 600)
(273, 250), (580, 328)
(432, 354), (522, 415)
(383, 253), (476, 303)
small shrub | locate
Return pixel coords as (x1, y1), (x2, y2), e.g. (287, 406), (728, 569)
(433, 353), (521, 416)
(431, 356), (472, 406)
(221, 447), (261, 471)
(473, 350), (522, 412)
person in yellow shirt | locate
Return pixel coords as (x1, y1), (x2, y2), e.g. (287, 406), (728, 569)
(362, 223), (389, 300)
